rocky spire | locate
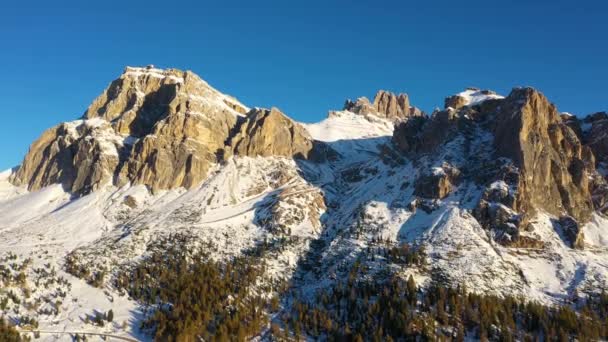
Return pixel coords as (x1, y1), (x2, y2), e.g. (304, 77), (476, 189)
(344, 90), (423, 121)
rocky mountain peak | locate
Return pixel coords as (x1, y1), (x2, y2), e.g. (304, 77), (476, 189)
(392, 86), (601, 248)
(84, 66), (248, 137)
(444, 88), (503, 110)
(11, 66), (252, 194)
(344, 90), (423, 121)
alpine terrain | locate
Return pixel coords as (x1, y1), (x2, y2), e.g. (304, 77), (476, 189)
(1, 66), (608, 341)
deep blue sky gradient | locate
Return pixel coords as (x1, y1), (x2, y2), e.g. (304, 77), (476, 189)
(1, 0), (607, 169)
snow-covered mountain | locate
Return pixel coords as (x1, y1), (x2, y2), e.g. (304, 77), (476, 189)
(1, 66), (608, 340)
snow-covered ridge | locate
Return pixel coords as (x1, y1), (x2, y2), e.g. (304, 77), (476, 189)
(302, 110), (396, 161)
(303, 110), (394, 142)
(123, 65), (184, 83)
(456, 88), (504, 107)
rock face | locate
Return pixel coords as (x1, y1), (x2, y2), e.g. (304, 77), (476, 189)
(12, 66), (249, 194)
(228, 107), (315, 159)
(414, 164), (460, 199)
(581, 112), (608, 164)
(391, 86), (598, 248)
(392, 109), (460, 156)
(444, 95), (468, 110)
(10, 119), (124, 194)
(344, 90), (423, 121)
(493, 87), (595, 225)
(373, 90), (410, 120)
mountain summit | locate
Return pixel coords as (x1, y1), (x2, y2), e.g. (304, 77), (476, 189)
(1, 66), (608, 340)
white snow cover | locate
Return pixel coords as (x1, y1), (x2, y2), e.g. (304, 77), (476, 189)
(302, 110), (394, 161)
(455, 88), (504, 107)
(123, 66), (184, 83)
(303, 110), (394, 142)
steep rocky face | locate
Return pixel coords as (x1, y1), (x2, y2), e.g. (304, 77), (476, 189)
(391, 86), (597, 248)
(580, 112), (608, 165)
(84, 66), (248, 137)
(373, 90), (410, 120)
(444, 95), (468, 110)
(392, 108), (460, 156)
(344, 90), (423, 121)
(12, 66), (249, 194)
(228, 107), (315, 159)
(86, 66), (249, 193)
(493, 87), (595, 225)
(10, 119), (124, 194)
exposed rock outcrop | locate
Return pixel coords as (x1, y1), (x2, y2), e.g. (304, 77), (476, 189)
(444, 95), (468, 110)
(414, 164), (460, 199)
(392, 108), (460, 156)
(473, 180), (525, 246)
(344, 90), (423, 121)
(580, 112), (608, 164)
(228, 107), (315, 160)
(493, 87), (595, 225)
(10, 119), (124, 194)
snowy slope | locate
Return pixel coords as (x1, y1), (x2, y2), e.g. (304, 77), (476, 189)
(302, 110), (394, 162)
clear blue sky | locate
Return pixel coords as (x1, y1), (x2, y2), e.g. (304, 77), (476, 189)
(1, 0), (607, 170)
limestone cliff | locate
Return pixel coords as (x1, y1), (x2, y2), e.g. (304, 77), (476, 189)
(493, 87), (595, 224)
(227, 107), (315, 159)
(12, 66), (249, 194)
(10, 119), (124, 194)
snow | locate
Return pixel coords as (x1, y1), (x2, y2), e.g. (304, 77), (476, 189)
(0, 181), (141, 340)
(123, 66), (184, 83)
(489, 180), (508, 190)
(302, 110), (394, 161)
(303, 110), (394, 142)
(455, 89), (504, 107)
(583, 214), (608, 247)
(0, 169), (25, 199)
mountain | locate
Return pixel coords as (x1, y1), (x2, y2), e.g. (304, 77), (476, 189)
(1, 66), (608, 340)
